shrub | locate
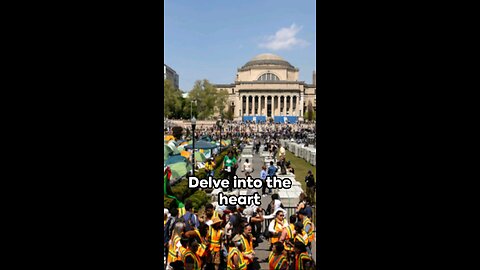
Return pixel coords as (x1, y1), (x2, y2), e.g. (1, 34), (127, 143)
(164, 196), (174, 209)
(189, 190), (210, 210)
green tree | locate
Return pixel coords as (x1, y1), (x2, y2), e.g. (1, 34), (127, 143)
(225, 105), (234, 120)
(307, 101), (314, 122)
(216, 89), (229, 117)
(164, 80), (182, 118)
(185, 80), (228, 120)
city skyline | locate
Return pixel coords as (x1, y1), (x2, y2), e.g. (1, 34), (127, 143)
(164, 0), (316, 92)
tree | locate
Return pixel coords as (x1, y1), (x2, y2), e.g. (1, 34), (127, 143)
(216, 89), (229, 118)
(225, 105), (234, 120)
(307, 101), (314, 122)
(164, 80), (182, 118)
(185, 80), (228, 120)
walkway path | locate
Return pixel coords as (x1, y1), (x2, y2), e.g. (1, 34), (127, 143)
(236, 142), (316, 269)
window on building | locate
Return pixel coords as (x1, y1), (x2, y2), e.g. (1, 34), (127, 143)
(257, 73), (280, 81)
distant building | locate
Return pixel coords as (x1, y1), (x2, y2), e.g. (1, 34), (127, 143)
(213, 53), (316, 123)
(164, 64), (179, 90)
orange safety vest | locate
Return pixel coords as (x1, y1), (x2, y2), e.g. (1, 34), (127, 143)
(168, 235), (181, 262)
(295, 231), (308, 246)
(178, 246), (187, 262)
(302, 217), (315, 243)
(183, 249), (202, 269)
(240, 234), (253, 265)
(270, 219), (284, 244)
(208, 226), (223, 252)
(295, 252), (311, 270)
(269, 253), (288, 270)
(227, 247), (247, 270)
(194, 229), (207, 257)
(284, 224), (295, 251)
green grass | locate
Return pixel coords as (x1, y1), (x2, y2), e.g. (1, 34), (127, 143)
(284, 150), (316, 192)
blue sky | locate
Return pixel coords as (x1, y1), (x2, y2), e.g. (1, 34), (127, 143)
(164, 0), (316, 92)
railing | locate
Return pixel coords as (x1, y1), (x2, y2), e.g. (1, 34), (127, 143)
(263, 206), (316, 232)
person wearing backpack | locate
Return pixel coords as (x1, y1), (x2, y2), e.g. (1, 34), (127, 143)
(181, 201), (199, 232)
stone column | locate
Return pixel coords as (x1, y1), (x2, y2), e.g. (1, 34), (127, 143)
(290, 95), (294, 115)
(285, 95), (288, 116)
(278, 96), (281, 116)
(300, 94), (304, 118)
(264, 96), (267, 116)
(251, 95), (254, 115)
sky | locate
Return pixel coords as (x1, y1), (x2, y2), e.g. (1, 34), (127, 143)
(164, 0), (316, 92)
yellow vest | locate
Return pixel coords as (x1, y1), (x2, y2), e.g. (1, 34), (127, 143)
(227, 247), (247, 270)
(271, 219), (284, 244)
(168, 235), (181, 262)
(240, 234), (253, 265)
(295, 231), (308, 246)
(284, 224), (295, 251)
(269, 253), (287, 270)
(178, 207), (186, 217)
(302, 217), (314, 243)
(208, 226), (222, 252)
(295, 252), (311, 270)
(183, 249), (202, 269)
(194, 229), (207, 257)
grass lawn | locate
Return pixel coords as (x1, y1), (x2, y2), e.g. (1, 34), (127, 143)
(284, 150), (316, 192)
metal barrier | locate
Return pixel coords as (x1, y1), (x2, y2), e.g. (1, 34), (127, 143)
(263, 206), (316, 232)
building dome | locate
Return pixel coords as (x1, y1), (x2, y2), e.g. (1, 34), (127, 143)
(241, 53), (295, 70)
(250, 53), (285, 61)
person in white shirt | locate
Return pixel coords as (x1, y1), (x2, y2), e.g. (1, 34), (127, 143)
(268, 208), (289, 251)
(242, 158), (253, 173)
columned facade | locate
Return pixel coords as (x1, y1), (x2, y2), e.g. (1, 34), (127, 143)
(214, 53), (316, 122)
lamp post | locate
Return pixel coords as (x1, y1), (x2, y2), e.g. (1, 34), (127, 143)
(191, 100), (197, 119)
(191, 116), (196, 176)
(218, 118), (223, 151)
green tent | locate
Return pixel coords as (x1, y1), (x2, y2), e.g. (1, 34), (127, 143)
(194, 151), (207, 162)
(169, 162), (191, 180)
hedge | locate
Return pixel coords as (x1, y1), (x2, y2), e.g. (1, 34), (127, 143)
(163, 146), (239, 211)
(188, 190), (209, 210)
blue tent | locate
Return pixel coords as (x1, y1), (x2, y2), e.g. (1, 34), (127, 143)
(200, 136), (212, 142)
(165, 154), (188, 165)
(184, 140), (218, 150)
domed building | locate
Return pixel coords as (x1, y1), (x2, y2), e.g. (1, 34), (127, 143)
(214, 53), (316, 123)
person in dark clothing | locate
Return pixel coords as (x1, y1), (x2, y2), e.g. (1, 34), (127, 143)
(305, 171), (315, 205)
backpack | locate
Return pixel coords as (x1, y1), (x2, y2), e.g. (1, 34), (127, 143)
(181, 212), (196, 232)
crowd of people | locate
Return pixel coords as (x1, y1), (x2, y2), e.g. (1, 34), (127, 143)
(164, 121), (316, 147)
(164, 122), (317, 269)
(164, 192), (316, 270)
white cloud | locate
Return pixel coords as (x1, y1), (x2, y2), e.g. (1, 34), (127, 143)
(259, 24), (309, 50)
